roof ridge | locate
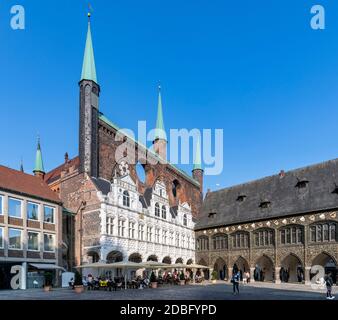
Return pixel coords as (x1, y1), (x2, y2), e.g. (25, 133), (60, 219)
(210, 157), (338, 194)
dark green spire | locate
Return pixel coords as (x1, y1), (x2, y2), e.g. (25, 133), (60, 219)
(81, 13), (98, 83)
(154, 85), (166, 140)
(33, 137), (45, 174)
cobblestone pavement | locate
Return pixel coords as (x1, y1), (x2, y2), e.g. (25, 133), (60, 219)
(0, 281), (334, 300)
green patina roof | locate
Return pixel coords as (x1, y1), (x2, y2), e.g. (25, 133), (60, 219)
(81, 19), (98, 84)
(193, 137), (203, 171)
(33, 139), (45, 173)
(99, 113), (200, 187)
(154, 87), (166, 140)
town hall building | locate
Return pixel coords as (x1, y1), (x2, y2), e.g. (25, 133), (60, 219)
(45, 15), (203, 272)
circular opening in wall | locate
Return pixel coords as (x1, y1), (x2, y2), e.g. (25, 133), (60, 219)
(136, 162), (146, 184)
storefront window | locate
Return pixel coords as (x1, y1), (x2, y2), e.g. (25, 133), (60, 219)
(28, 232), (39, 251)
(9, 229), (22, 249)
(44, 234), (55, 252)
(44, 206), (55, 224)
(27, 202), (39, 220)
(8, 198), (22, 218)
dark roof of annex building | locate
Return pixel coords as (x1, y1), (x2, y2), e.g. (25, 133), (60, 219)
(0, 165), (61, 204)
(195, 158), (338, 230)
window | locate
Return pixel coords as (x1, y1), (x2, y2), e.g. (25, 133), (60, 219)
(0, 195), (3, 215)
(44, 206), (55, 224)
(147, 226), (152, 242)
(27, 202), (39, 221)
(9, 229), (22, 250)
(106, 216), (114, 235)
(118, 220), (125, 237)
(213, 234), (228, 250)
(162, 230), (167, 244)
(169, 232), (174, 246)
(28, 232), (39, 251)
(182, 235), (185, 248)
(187, 236), (190, 249)
(155, 229), (160, 243)
(280, 226), (303, 245)
(155, 203), (160, 217)
(138, 224), (144, 240)
(183, 214), (187, 227)
(44, 234), (55, 252)
(123, 191), (130, 207)
(162, 206), (166, 219)
(9, 198), (22, 218)
(310, 222), (337, 243)
(236, 195), (247, 202)
(254, 229), (274, 247)
(0, 227), (3, 248)
(196, 236), (209, 251)
(175, 232), (180, 247)
(129, 221), (135, 238)
(232, 232), (249, 249)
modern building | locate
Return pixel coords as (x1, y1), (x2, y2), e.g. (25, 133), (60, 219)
(44, 15), (203, 275)
(0, 141), (63, 289)
(195, 160), (338, 284)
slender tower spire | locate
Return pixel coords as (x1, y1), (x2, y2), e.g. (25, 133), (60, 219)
(81, 12), (98, 84)
(153, 85), (167, 160)
(33, 137), (45, 178)
(192, 137), (204, 193)
(79, 10), (100, 177)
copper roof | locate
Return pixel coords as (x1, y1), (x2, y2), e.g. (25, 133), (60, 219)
(0, 165), (61, 204)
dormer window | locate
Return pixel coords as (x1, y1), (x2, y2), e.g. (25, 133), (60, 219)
(236, 195), (247, 202)
(295, 179), (309, 189)
(208, 212), (217, 218)
(259, 201), (271, 209)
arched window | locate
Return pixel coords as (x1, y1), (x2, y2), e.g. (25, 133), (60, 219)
(310, 222), (337, 243)
(280, 225), (303, 245)
(212, 234), (228, 250)
(254, 229), (274, 247)
(232, 232), (249, 249)
(155, 203), (160, 217)
(183, 214), (188, 227)
(196, 236), (209, 251)
(162, 206), (166, 219)
(123, 191), (130, 207)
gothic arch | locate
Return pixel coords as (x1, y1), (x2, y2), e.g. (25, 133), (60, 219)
(280, 253), (304, 283)
(254, 255), (274, 282)
(233, 256), (250, 274)
(213, 257), (228, 280)
(175, 258), (184, 264)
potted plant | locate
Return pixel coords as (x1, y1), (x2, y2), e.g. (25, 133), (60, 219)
(211, 270), (218, 283)
(179, 271), (186, 286)
(44, 272), (53, 292)
(74, 271), (84, 293)
(150, 272), (158, 288)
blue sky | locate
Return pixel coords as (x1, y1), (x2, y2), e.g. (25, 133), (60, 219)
(1, 0), (338, 192)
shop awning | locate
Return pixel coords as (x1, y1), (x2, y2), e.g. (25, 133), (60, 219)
(30, 264), (66, 272)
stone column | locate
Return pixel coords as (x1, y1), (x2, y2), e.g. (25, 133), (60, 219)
(275, 267), (281, 284)
(305, 266), (312, 285)
(250, 267), (256, 283)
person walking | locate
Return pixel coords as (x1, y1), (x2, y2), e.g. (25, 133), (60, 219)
(231, 271), (240, 295)
(325, 272), (335, 300)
